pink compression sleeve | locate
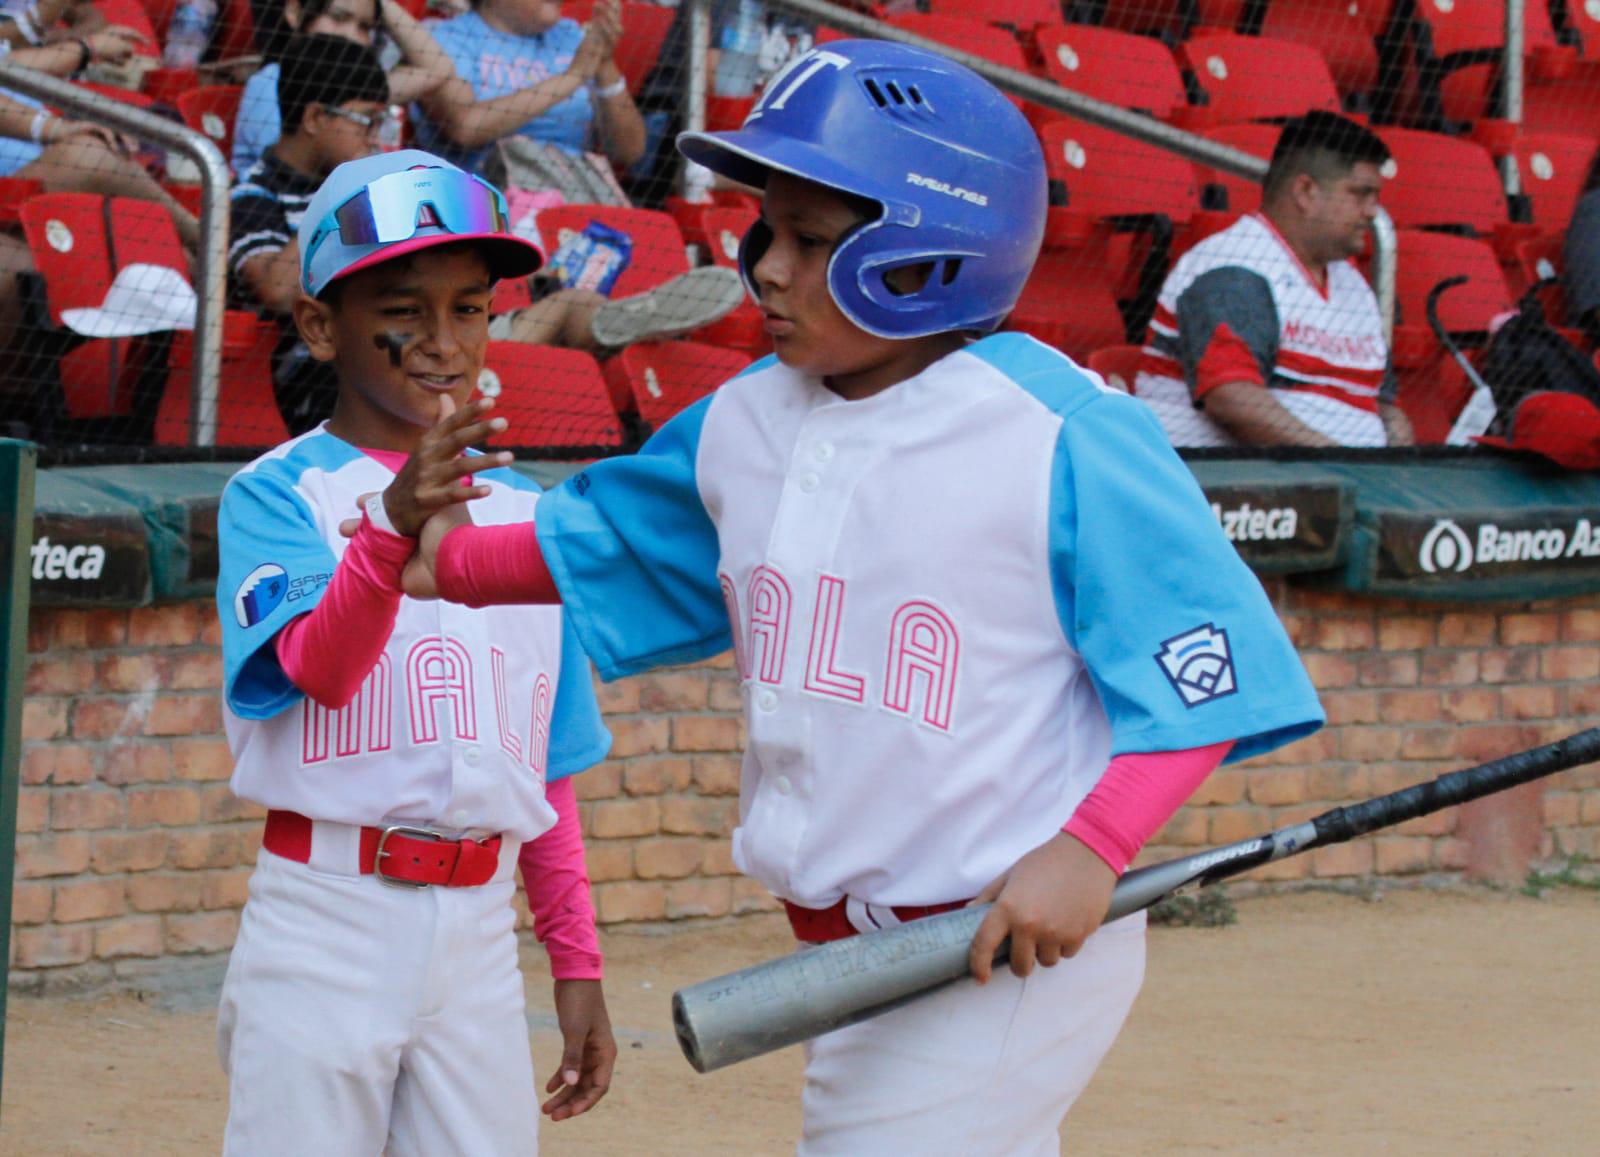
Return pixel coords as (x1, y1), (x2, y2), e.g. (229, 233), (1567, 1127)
(520, 776), (603, 980)
(436, 521), (561, 607)
(1063, 741), (1234, 874)
(273, 513), (415, 709)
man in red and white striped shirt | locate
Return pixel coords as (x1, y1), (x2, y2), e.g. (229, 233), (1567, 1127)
(1136, 111), (1414, 448)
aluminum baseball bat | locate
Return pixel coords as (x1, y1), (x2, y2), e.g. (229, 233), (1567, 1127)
(673, 727), (1600, 1073)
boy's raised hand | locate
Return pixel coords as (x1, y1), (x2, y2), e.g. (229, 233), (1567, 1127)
(381, 394), (511, 537)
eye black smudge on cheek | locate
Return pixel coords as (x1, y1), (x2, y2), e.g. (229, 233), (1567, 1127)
(374, 332), (411, 368)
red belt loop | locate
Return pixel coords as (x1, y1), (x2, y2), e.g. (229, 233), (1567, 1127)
(262, 811), (502, 888)
(783, 897), (970, 943)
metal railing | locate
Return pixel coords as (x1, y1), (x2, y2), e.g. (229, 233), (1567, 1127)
(0, 61), (230, 446)
(681, 0), (1399, 341)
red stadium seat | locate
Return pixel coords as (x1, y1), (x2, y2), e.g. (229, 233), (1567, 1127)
(1258, 0), (1384, 101)
(1192, 122), (1279, 218)
(1407, 0), (1571, 124)
(1394, 229), (1513, 334)
(155, 313), (286, 447)
(926, 0), (1061, 33)
(1038, 120), (1199, 324)
(1511, 233), (1587, 345)
(21, 194), (187, 423)
(22, 193), (121, 323)
(534, 204), (691, 298)
(882, 13), (1031, 73)
(476, 342), (624, 451)
(1005, 251), (1128, 360)
(1569, 0), (1600, 56)
(1509, 132), (1597, 233)
(210, 0), (258, 62)
(0, 177), (44, 227)
(696, 206), (757, 270)
(142, 66), (198, 110)
(1388, 228), (1514, 441)
(1389, 229), (1514, 442)
(90, 0), (160, 55)
(1040, 119), (1201, 234)
(178, 85), (244, 164)
(1520, 63), (1600, 137)
(1086, 344), (1144, 393)
(1178, 34), (1342, 126)
(1377, 127), (1508, 237)
(1031, 25), (1186, 121)
(602, 340), (751, 429)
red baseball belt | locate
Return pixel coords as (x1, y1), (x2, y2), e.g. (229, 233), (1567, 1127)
(262, 810), (504, 888)
(783, 897), (970, 943)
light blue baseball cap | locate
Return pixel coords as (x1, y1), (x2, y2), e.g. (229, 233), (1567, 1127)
(298, 149), (543, 298)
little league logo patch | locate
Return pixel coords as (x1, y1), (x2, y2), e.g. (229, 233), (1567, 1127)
(234, 563), (288, 628)
(1155, 624), (1237, 707)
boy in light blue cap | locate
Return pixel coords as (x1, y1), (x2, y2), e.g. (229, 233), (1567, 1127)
(213, 148), (617, 1156)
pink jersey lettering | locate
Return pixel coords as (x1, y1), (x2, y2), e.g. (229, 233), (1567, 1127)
(407, 636), (478, 744)
(747, 565), (792, 685)
(528, 673), (553, 780)
(300, 654), (391, 764)
(883, 600), (961, 731)
(491, 646), (523, 761)
(803, 574), (866, 703)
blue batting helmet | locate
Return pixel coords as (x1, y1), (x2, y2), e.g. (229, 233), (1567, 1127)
(677, 39), (1047, 339)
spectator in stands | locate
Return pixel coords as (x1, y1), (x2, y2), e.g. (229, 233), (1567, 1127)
(0, 0), (102, 49)
(414, 0), (647, 188)
(1136, 110), (1413, 448)
(1565, 146), (1600, 349)
(0, 32), (201, 249)
(232, 0), (454, 173)
(232, 32), (742, 434)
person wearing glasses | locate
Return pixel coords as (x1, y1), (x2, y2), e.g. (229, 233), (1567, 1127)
(232, 0), (453, 174)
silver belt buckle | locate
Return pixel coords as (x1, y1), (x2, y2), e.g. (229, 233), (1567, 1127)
(373, 824), (446, 889)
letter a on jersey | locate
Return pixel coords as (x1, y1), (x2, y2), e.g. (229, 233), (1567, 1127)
(1155, 624), (1237, 707)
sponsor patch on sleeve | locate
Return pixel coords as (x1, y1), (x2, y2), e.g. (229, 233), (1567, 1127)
(234, 563), (288, 628)
(1155, 623), (1237, 707)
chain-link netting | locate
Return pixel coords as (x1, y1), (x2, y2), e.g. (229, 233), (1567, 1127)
(3, 0), (1599, 464)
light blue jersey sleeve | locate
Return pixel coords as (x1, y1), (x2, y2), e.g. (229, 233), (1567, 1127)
(534, 396), (728, 682)
(546, 614), (613, 780)
(216, 464), (337, 721)
(486, 466), (612, 781)
(1049, 391), (1324, 763)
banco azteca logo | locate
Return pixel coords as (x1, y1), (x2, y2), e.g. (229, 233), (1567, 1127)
(1419, 518), (1473, 574)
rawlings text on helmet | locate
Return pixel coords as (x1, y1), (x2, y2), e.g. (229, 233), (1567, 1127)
(905, 173), (989, 207)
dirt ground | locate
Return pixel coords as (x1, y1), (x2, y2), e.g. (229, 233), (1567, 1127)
(2, 886), (1597, 1156)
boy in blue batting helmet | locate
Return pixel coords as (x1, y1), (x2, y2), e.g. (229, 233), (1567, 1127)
(399, 40), (1323, 1153)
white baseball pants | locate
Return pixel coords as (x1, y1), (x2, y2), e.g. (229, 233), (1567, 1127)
(797, 912), (1146, 1157)
(217, 844), (538, 1156)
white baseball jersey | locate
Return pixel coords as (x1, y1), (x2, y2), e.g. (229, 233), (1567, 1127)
(535, 332), (1324, 909)
(217, 426), (610, 843)
(1136, 212), (1393, 447)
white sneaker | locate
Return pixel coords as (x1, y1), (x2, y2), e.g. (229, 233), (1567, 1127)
(590, 266), (746, 348)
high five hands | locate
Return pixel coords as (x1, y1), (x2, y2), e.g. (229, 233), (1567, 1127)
(338, 394), (506, 596)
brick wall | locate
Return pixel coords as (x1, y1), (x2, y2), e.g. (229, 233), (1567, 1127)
(10, 584), (1600, 989)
